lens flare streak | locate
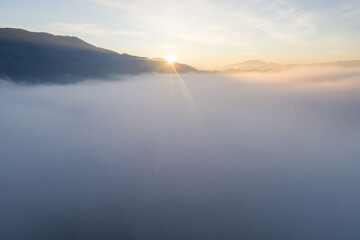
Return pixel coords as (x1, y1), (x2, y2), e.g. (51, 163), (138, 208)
(170, 64), (201, 124)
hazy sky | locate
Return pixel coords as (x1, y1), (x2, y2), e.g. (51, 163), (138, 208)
(1, 0), (360, 68)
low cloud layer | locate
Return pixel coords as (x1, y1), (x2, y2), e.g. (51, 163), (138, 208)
(1, 68), (360, 240)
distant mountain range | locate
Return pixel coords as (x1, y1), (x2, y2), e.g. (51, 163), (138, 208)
(0, 28), (197, 83)
(222, 60), (360, 73)
(1, 28), (359, 83)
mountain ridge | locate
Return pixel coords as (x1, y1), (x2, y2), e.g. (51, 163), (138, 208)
(0, 28), (197, 83)
(222, 59), (360, 73)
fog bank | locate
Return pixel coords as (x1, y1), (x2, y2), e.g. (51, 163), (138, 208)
(1, 68), (360, 240)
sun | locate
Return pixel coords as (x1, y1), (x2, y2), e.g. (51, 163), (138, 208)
(166, 56), (176, 64)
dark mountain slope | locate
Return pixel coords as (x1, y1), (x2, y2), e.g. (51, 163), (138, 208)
(0, 28), (197, 83)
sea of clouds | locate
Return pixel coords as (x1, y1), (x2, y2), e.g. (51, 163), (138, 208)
(1, 67), (360, 240)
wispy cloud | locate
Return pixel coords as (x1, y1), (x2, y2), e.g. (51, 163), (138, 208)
(90, 0), (316, 45)
(86, 0), (359, 65)
(44, 23), (145, 37)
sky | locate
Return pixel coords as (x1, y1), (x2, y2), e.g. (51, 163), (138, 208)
(1, 0), (360, 69)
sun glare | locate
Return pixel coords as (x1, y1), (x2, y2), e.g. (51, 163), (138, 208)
(166, 56), (175, 64)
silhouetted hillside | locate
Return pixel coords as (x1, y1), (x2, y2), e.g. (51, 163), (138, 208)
(0, 28), (197, 83)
